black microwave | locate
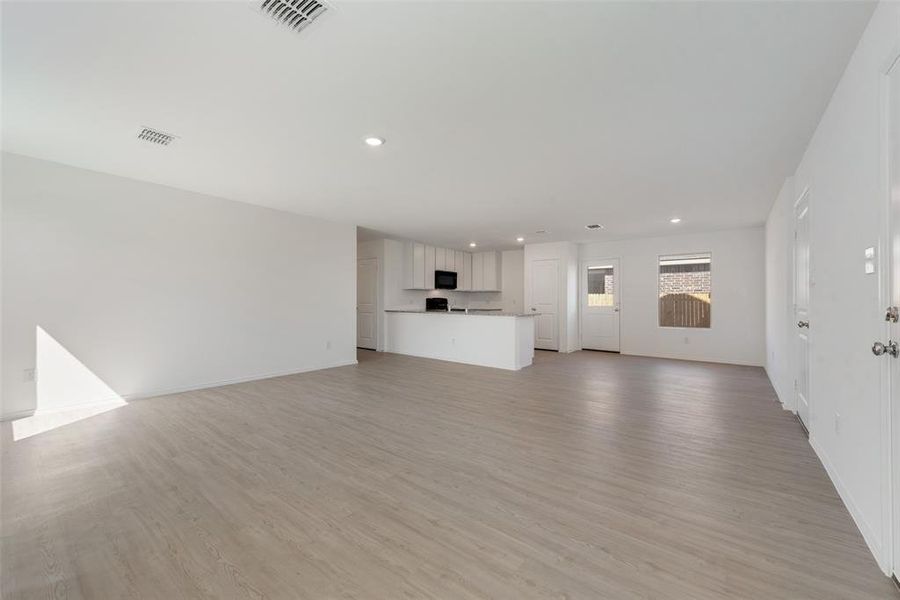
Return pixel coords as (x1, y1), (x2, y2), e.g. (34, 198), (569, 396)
(434, 270), (457, 290)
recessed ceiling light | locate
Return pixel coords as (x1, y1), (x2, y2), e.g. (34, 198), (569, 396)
(585, 224), (604, 230)
(516, 237), (525, 243)
(469, 242), (477, 248)
(670, 217), (682, 224)
(364, 137), (385, 147)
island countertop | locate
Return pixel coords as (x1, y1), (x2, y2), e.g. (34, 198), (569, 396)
(385, 309), (539, 317)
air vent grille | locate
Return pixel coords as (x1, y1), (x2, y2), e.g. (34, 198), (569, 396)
(585, 224), (605, 230)
(138, 127), (176, 146)
(259, 0), (328, 33)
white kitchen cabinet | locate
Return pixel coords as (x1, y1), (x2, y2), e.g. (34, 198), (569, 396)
(471, 252), (484, 291)
(455, 251), (467, 290)
(482, 251), (500, 291)
(403, 242), (427, 290)
(402, 243), (496, 292)
(425, 245), (436, 289)
(468, 251), (501, 291)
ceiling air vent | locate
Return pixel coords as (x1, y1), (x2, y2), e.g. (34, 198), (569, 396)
(259, 0), (328, 33)
(137, 127), (176, 146)
(585, 224), (605, 230)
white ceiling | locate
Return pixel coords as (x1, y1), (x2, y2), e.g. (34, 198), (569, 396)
(2, 1), (875, 250)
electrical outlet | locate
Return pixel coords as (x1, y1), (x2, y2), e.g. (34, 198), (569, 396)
(326, 340), (332, 350)
(23, 368), (35, 382)
(683, 336), (689, 344)
(834, 412), (841, 435)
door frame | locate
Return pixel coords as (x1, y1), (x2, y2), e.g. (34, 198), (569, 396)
(356, 256), (379, 351)
(578, 257), (621, 352)
(880, 42), (900, 579)
(529, 258), (560, 351)
(792, 186), (811, 431)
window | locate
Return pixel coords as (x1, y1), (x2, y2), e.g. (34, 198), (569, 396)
(587, 265), (615, 307)
(658, 253), (711, 328)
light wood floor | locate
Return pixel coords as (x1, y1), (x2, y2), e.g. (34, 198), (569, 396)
(2, 350), (897, 599)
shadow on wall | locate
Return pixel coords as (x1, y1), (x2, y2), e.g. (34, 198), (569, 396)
(11, 326), (126, 441)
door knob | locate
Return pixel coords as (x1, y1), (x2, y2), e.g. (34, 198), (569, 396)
(531, 307), (536, 311)
(872, 340), (899, 357)
(797, 321), (809, 328)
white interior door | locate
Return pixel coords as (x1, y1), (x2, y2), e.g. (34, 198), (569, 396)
(356, 258), (377, 350)
(794, 191), (811, 430)
(580, 259), (620, 352)
(530, 259), (559, 350)
(886, 51), (900, 580)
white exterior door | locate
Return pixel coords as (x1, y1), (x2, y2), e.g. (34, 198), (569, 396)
(356, 258), (377, 349)
(794, 191), (811, 430)
(580, 258), (620, 352)
(530, 259), (559, 350)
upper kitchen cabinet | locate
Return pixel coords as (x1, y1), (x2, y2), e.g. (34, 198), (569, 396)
(456, 251), (471, 291)
(402, 242), (436, 290)
(402, 242), (427, 289)
(470, 251), (501, 291)
(424, 245), (436, 289)
(402, 243), (498, 291)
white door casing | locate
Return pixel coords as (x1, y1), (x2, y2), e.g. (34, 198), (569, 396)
(580, 258), (620, 352)
(356, 257), (377, 350)
(794, 189), (811, 430)
(885, 47), (900, 579)
(531, 259), (559, 351)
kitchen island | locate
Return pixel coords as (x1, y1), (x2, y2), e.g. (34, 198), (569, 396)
(384, 309), (536, 370)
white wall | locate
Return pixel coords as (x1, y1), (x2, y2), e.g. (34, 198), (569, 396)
(580, 227), (766, 366)
(2, 153), (357, 419)
(499, 249), (525, 313)
(765, 177), (796, 409)
(765, 1), (899, 572)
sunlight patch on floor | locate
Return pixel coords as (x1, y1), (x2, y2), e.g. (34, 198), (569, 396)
(12, 327), (126, 441)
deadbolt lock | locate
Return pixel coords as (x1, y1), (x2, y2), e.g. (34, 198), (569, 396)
(886, 306), (899, 323)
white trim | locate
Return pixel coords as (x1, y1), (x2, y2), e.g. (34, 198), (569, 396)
(619, 351), (762, 368)
(764, 367), (794, 411)
(0, 359), (359, 422)
(792, 187), (811, 428)
(0, 408), (37, 422)
(881, 42), (900, 578)
(810, 435), (889, 574)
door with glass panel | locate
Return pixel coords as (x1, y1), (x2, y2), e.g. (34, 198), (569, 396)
(580, 259), (620, 352)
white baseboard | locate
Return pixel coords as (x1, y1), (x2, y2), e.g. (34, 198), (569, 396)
(764, 367), (794, 412)
(621, 351), (764, 368)
(121, 359), (359, 402)
(809, 435), (889, 574)
(0, 408), (37, 422)
(0, 359), (359, 422)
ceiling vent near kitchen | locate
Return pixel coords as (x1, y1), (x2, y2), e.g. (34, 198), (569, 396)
(259, 0), (329, 33)
(585, 224), (605, 230)
(137, 127), (177, 146)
